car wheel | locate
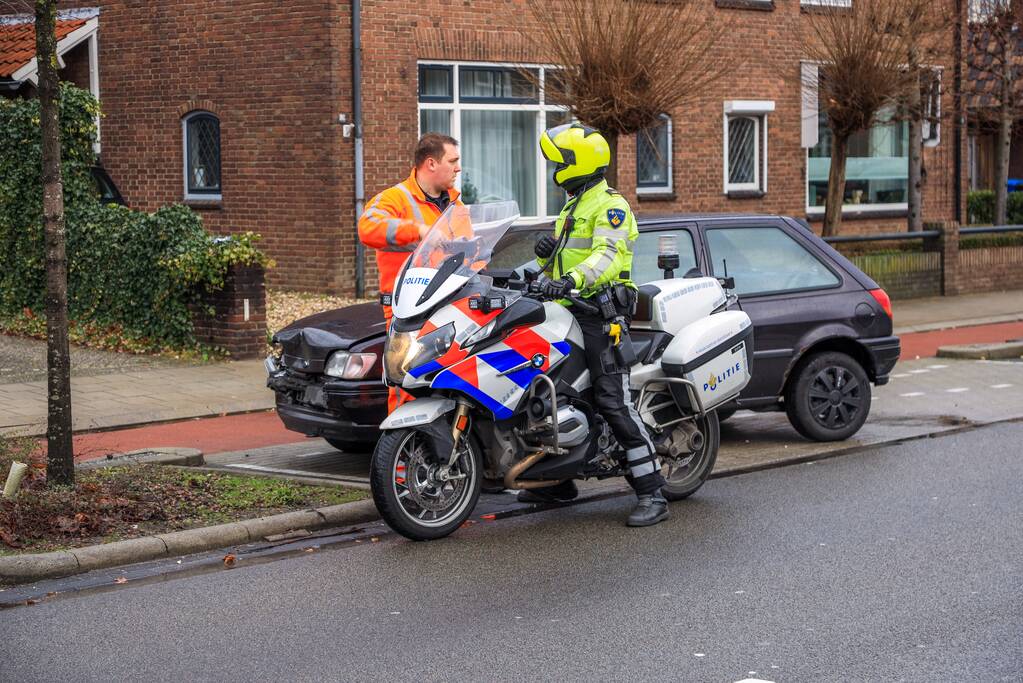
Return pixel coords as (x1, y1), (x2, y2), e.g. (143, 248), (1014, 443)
(785, 351), (871, 442)
(325, 436), (378, 453)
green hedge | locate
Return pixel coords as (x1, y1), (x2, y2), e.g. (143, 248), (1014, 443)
(0, 85), (270, 353)
(966, 189), (1023, 226)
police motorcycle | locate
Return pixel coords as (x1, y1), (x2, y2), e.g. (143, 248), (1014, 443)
(371, 200), (754, 540)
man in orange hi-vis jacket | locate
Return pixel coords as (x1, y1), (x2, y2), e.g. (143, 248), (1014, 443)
(358, 133), (462, 412)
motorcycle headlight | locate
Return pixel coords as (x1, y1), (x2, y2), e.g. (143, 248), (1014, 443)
(384, 324), (455, 385)
(324, 351), (378, 379)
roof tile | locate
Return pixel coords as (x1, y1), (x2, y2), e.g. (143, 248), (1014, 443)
(0, 18), (86, 79)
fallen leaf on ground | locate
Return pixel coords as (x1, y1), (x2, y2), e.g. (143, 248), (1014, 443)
(370, 537), (380, 543)
(304, 547), (316, 553)
(114, 577), (128, 584)
(223, 553), (237, 567)
(481, 514), (496, 520)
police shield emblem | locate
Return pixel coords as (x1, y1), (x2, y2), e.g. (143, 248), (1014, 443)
(607, 208), (626, 227)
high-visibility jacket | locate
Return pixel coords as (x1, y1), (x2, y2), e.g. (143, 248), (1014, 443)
(537, 179), (637, 298)
(358, 169), (462, 309)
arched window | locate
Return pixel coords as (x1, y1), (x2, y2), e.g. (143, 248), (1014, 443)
(182, 111), (221, 200)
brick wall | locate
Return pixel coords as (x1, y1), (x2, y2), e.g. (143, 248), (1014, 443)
(60, 0), (964, 296)
(60, 0), (351, 294)
(191, 264), (266, 358)
(958, 245), (1023, 294)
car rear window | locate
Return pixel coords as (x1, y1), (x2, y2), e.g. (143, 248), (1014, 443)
(705, 226), (840, 296)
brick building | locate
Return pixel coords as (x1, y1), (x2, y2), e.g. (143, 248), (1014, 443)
(3, 1), (967, 296)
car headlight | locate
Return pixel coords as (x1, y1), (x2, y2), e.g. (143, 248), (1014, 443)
(324, 351), (378, 379)
(384, 323), (455, 384)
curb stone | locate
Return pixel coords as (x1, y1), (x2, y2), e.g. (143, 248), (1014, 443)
(0, 498), (379, 585)
(936, 341), (1023, 360)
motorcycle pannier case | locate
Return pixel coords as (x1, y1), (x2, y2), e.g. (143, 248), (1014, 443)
(659, 311), (753, 412)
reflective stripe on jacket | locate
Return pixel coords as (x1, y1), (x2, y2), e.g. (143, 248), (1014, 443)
(357, 169), (462, 298)
(537, 179), (637, 296)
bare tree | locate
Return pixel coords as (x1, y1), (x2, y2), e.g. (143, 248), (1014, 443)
(803, 0), (943, 236)
(521, 0), (727, 186)
(1, 0), (74, 485)
(967, 0), (1023, 225)
(899, 3), (957, 231)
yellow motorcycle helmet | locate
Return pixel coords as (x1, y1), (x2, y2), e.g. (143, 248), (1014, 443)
(539, 123), (610, 193)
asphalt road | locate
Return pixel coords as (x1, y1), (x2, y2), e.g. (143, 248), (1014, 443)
(3, 423), (1022, 682)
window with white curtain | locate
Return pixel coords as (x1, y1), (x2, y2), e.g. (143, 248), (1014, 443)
(418, 62), (570, 218)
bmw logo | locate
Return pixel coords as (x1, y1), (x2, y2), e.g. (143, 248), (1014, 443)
(531, 353), (546, 369)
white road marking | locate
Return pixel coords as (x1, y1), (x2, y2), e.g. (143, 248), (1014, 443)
(734, 679), (775, 683)
(909, 369), (930, 374)
(991, 383), (1013, 389)
(946, 387), (970, 393)
(892, 373), (911, 378)
(693, 653), (706, 658)
(900, 392), (925, 397)
(927, 364), (949, 369)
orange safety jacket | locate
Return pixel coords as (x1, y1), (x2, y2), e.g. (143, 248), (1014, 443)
(358, 169), (462, 317)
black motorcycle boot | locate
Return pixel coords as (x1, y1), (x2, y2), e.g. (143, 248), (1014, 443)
(626, 489), (669, 527)
(516, 480), (579, 504)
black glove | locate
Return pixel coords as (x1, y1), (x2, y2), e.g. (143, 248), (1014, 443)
(534, 234), (558, 259)
(541, 276), (574, 300)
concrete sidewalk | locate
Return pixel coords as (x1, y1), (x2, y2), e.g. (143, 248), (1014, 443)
(1, 289), (1020, 439)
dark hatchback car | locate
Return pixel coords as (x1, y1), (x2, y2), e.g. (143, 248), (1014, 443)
(268, 213), (900, 449)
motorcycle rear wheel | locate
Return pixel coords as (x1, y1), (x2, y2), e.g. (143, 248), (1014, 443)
(370, 428), (482, 541)
(660, 410), (720, 501)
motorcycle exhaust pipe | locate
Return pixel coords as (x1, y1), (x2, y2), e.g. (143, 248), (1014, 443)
(503, 450), (566, 491)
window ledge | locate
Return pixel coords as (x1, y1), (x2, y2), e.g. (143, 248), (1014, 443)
(636, 192), (677, 203)
(806, 208), (908, 221)
(727, 189), (766, 199)
(184, 199), (223, 210)
(715, 0), (774, 11)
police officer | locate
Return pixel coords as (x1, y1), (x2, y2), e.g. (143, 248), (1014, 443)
(524, 123), (668, 527)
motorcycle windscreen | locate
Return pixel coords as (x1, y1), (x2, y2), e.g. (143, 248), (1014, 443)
(392, 201), (520, 320)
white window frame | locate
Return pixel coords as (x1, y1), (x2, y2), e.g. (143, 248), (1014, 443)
(182, 111), (222, 202)
(801, 67), (909, 217)
(418, 60), (569, 219)
(722, 100), (774, 195)
(636, 114), (673, 195)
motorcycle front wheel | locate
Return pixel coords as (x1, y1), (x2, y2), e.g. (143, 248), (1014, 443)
(370, 427), (482, 541)
(660, 409), (720, 501)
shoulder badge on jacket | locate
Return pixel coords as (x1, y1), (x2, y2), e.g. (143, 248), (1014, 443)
(607, 208), (626, 227)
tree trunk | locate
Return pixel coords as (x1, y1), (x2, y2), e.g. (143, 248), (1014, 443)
(908, 74), (924, 232)
(995, 51), (1013, 226)
(822, 133), (849, 237)
(36, 0), (74, 487)
(605, 131), (618, 189)
(995, 108), (1012, 226)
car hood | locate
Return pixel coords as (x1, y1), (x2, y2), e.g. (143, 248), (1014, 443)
(273, 302), (386, 373)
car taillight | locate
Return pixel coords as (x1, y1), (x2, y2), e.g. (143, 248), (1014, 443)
(869, 288), (893, 319)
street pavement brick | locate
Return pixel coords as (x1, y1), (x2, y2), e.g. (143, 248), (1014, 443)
(0, 356), (273, 437)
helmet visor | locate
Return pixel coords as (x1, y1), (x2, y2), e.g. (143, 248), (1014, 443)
(539, 133), (565, 164)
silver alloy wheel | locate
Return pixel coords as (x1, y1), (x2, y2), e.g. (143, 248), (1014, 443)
(390, 431), (477, 528)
